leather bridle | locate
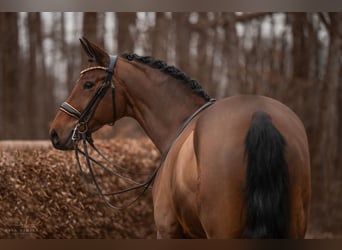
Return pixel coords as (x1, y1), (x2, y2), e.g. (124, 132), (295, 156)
(58, 55), (216, 209)
(59, 55), (118, 142)
(58, 54), (157, 209)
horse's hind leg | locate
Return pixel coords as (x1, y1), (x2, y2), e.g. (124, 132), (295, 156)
(196, 149), (247, 238)
(156, 226), (183, 239)
(154, 205), (184, 238)
(153, 186), (185, 238)
(198, 196), (246, 238)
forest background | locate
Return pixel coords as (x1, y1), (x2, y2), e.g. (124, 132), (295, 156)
(0, 12), (341, 235)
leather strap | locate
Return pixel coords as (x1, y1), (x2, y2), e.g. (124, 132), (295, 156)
(60, 102), (81, 119)
(59, 55), (118, 125)
(74, 99), (216, 210)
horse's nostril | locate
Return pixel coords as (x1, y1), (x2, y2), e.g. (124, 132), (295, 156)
(50, 129), (59, 146)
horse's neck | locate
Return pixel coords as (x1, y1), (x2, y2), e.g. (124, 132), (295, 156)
(117, 60), (206, 153)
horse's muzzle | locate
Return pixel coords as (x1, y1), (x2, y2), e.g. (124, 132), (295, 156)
(49, 128), (74, 150)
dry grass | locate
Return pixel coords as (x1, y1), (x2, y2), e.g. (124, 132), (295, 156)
(0, 138), (159, 239)
(1, 137), (339, 239)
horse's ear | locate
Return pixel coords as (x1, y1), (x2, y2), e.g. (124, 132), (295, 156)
(79, 37), (109, 66)
(79, 37), (94, 60)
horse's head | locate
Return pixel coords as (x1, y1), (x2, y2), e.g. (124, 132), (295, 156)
(49, 37), (126, 150)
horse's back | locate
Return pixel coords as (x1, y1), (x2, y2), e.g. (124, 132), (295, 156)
(193, 95), (310, 238)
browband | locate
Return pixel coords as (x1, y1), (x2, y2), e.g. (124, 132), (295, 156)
(79, 55), (117, 75)
(80, 66), (107, 75)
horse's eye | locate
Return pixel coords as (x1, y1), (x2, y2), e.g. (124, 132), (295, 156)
(83, 81), (95, 90)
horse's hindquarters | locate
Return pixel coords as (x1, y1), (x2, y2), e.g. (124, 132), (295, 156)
(152, 95), (310, 238)
(194, 96), (310, 238)
(153, 130), (207, 238)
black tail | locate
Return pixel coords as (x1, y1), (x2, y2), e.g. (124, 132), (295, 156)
(244, 111), (289, 238)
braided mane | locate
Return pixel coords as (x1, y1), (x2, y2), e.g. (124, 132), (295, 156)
(120, 53), (211, 101)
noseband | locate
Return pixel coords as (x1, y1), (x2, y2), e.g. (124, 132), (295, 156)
(59, 55), (118, 142)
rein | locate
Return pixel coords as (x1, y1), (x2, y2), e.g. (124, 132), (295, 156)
(60, 55), (216, 209)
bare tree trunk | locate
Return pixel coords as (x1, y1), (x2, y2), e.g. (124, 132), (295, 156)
(82, 12), (98, 42)
(82, 12), (100, 66)
(196, 13), (212, 95)
(0, 13), (19, 139)
(152, 12), (169, 61)
(57, 13), (79, 92)
(26, 12), (48, 139)
(317, 13), (342, 231)
(116, 13), (136, 53)
(223, 13), (239, 96)
(97, 13), (106, 49)
(26, 13), (38, 137)
(289, 13), (310, 80)
(173, 13), (192, 75)
(306, 14), (320, 81)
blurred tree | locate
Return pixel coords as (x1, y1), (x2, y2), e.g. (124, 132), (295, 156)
(116, 13), (136, 52)
(289, 13), (310, 80)
(223, 13), (239, 96)
(195, 13), (212, 95)
(82, 12), (105, 66)
(315, 12), (342, 231)
(26, 12), (51, 139)
(0, 13), (19, 139)
(61, 13), (79, 91)
(173, 13), (192, 75)
(151, 12), (169, 61)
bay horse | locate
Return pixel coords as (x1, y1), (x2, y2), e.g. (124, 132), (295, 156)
(49, 37), (311, 238)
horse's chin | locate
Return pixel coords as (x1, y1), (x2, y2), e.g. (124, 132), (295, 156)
(52, 142), (74, 151)
(49, 120), (104, 151)
(50, 132), (75, 151)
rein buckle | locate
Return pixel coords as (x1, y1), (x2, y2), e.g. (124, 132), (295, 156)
(72, 122), (88, 142)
